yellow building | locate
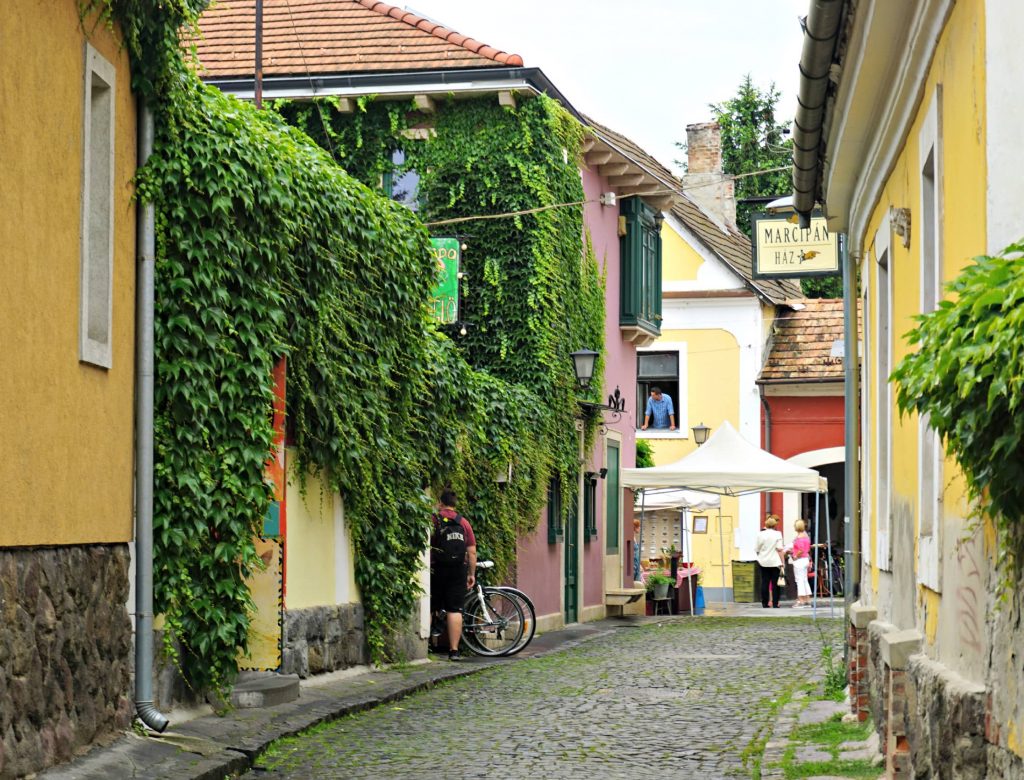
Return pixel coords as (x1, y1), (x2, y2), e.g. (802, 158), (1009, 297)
(0, 1), (138, 774)
(793, 0), (1024, 775)
(618, 123), (801, 600)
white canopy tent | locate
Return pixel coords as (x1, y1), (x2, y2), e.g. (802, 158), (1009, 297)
(623, 421), (831, 615)
(623, 421), (826, 494)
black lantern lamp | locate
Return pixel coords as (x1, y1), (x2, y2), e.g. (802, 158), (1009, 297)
(570, 349), (599, 391)
(692, 422), (711, 446)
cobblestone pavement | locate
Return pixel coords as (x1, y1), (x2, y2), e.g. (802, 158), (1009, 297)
(247, 617), (842, 780)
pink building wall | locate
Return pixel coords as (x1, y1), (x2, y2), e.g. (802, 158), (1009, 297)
(514, 164), (640, 622)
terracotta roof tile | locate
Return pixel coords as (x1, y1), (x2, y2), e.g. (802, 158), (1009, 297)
(758, 298), (863, 383)
(584, 116), (802, 305)
(193, 0), (523, 79)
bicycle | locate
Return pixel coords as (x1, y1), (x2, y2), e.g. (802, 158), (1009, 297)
(430, 561), (526, 657)
(485, 582), (536, 657)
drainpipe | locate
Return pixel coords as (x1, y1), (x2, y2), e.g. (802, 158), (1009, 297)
(792, 0), (845, 227)
(842, 233), (861, 614)
(759, 384), (773, 515)
(135, 103), (170, 733)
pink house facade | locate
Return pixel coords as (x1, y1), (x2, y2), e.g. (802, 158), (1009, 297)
(516, 120), (682, 630)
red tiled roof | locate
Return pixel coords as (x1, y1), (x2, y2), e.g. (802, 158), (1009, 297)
(758, 298), (862, 383)
(193, 0), (524, 79)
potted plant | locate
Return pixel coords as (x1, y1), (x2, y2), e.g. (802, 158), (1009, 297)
(646, 573), (673, 601)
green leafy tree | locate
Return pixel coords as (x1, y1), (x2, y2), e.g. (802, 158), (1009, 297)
(684, 75), (842, 298)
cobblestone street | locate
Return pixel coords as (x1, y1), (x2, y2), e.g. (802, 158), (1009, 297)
(247, 616), (842, 779)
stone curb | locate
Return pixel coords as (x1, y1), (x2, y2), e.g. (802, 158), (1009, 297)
(42, 624), (618, 780)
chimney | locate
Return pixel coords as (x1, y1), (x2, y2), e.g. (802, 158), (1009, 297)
(682, 122), (737, 231)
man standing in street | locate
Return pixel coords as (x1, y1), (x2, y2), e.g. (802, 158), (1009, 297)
(430, 489), (477, 661)
(641, 386), (676, 431)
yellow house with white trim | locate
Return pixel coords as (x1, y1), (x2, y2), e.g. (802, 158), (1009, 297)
(793, 0), (1024, 774)
(612, 123), (801, 600)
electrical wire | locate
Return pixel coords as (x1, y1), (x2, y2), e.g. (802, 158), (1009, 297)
(422, 165), (792, 228)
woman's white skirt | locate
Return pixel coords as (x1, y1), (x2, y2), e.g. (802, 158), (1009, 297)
(793, 557), (811, 597)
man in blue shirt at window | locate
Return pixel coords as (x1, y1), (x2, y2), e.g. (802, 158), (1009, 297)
(641, 387), (676, 431)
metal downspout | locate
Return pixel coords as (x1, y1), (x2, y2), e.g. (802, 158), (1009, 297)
(135, 104), (170, 733)
(842, 235), (861, 616)
(759, 385), (773, 515)
(792, 0), (845, 226)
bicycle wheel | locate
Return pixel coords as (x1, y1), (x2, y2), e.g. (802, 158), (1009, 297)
(490, 587), (536, 656)
(461, 589), (524, 657)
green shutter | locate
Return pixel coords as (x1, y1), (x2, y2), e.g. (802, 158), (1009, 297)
(619, 198), (663, 337)
(606, 443), (620, 553)
(547, 477), (562, 544)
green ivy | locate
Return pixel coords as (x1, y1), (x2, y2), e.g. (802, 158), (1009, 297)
(85, 0), (605, 692)
(275, 94), (606, 577)
(892, 239), (1024, 588)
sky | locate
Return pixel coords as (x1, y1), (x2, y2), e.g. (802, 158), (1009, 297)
(403, 0), (808, 175)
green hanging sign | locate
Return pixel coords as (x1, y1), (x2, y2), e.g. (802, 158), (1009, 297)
(429, 237), (460, 324)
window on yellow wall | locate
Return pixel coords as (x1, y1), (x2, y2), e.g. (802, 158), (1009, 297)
(636, 351), (679, 429)
(917, 84), (943, 593)
(80, 44), (116, 369)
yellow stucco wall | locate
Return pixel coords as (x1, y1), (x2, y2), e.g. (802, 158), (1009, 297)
(661, 223), (705, 281)
(643, 327), (742, 583)
(861, 0), (985, 642)
(1, 2), (137, 546)
(283, 454), (360, 609)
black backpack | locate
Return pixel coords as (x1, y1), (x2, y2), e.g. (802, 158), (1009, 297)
(432, 513), (468, 567)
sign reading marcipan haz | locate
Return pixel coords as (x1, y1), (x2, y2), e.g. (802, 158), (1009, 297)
(751, 211), (840, 279)
(429, 237), (460, 324)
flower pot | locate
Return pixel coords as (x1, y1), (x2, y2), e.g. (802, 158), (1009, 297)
(653, 582), (670, 600)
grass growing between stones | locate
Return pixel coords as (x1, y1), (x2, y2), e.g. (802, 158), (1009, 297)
(780, 713), (880, 779)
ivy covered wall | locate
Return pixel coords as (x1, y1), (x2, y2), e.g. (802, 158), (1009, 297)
(89, 1), (605, 693)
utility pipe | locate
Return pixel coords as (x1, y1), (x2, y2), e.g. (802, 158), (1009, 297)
(792, 0), (845, 226)
(842, 235), (861, 612)
(759, 384), (773, 516)
(135, 104), (170, 733)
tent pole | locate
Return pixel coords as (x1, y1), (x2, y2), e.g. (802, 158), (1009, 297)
(812, 493), (820, 619)
(717, 507), (726, 609)
(638, 490), (646, 581)
(825, 489), (834, 618)
(684, 508), (694, 616)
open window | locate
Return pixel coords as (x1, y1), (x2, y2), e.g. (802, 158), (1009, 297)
(636, 350), (679, 429)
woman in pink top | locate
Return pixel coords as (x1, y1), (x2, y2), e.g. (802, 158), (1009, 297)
(789, 519), (812, 607)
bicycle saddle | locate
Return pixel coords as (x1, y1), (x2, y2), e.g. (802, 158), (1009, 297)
(476, 561), (495, 570)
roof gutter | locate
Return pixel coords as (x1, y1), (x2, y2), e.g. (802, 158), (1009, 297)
(792, 0), (846, 228)
(204, 65), (585, 122)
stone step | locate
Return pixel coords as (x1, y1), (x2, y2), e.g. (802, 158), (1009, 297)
(229, 672), (301, 709)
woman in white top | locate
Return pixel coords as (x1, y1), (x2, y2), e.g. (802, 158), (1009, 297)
(754, 515), (785, 608)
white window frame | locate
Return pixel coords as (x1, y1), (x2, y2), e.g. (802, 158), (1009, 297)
(860, 259), (871, 568)
(917, 85), (943, 592)
(636, 342), (688, 439)
(874, 215), (893, 571)
(80, 44), (116, 368)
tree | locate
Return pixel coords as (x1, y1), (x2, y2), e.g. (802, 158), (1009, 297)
(681, 75), (842, 298)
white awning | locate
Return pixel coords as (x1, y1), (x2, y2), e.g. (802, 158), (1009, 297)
(623, 420), (826, 495)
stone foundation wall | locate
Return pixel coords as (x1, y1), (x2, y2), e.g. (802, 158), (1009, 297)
(906, 655), (987, 780)
(0, 545), (132, 778)
(281, 604), (370, 678)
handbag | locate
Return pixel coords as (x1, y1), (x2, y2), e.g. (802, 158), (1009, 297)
(777, 572), (786, 587)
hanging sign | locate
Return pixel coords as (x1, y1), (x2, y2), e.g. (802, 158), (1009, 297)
(752, 211), (839, 278)
(429, 237), (460, 324)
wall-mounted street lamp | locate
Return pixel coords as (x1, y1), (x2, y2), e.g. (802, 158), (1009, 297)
(570, 349), (599, 391)
(570, 349), (626, 430)
(692, 422), (711, 446)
